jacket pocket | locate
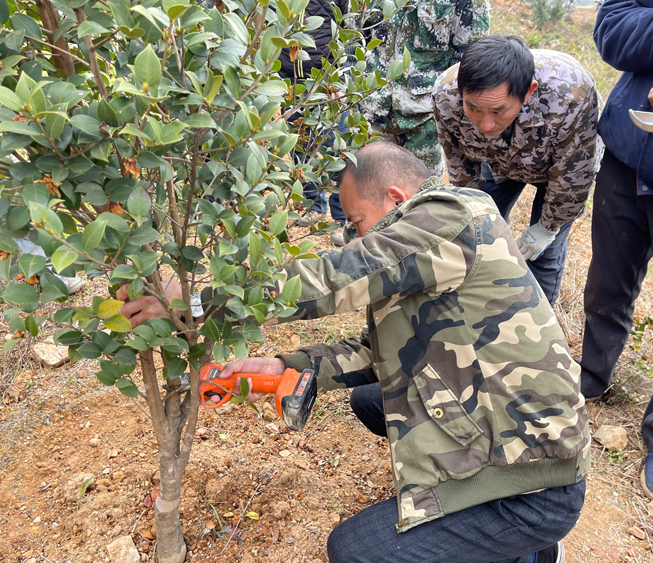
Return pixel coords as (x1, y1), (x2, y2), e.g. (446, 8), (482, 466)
(414, 364), (483, 446)
(413, 2), (454, 52)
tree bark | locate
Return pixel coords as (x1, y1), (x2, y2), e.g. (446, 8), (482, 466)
(35, 0), (75, 77)
(140, 342), (200, 563)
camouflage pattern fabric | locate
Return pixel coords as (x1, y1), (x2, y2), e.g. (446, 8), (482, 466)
(271, 176), (590, 532)
(358, 0), (490, 174)
(371, 117), (445, 176)
(432, 49), (600, 231)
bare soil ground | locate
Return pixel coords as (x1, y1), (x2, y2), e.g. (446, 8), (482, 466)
(3, 6), (653, 563)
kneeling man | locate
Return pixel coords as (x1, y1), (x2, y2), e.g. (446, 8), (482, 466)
(123, 143), (589, 563)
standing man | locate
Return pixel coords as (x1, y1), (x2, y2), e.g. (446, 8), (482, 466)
(432, 35), (600, 305)
(359, 0), (490, 176)
(580, 0), (653, 496)
(121, 143), (590, 562)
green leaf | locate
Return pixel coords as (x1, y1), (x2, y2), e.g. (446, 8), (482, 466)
(115, 377), (139, 397)
(77, 21), (110, 38)
(54, 328), (83, 345)
(0, 234), (20, 254)
(203, 317), (220, 342)
(51, 246), (78, 273)
(97, 99), (120, 127)
(184, 112), (217, 129)
(165, 357), (187, 378)
(282, 275), (302, 304)
(11, 13), (41, 40)
(402, 46), (411, 70)
(104, 314), (132, 332)
(134, 45), (162, 89)
(82, 220), (107, 253)
(0, 121), (39, 137)
(269, 210), (288, 237)
(25, 314), (38, 337)
(2, 282), (39, 308)
(0, 86), (23, 112)
(3, 338), (21, 352)
(386, 59), (404, 81)
(70, 114), (103, 137)
(170, 298), (188, 311)
(127, 188), (151, 218)
(0, 0), (9, 25)
(97, 299), (125, 319)
(18, 254), (46, 279)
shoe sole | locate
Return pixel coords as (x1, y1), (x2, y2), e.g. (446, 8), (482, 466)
(641, 466), (653, 500)
(557, 542), (565, 563)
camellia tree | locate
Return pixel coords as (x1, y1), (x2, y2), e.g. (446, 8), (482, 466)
(0, 0), (410, 560)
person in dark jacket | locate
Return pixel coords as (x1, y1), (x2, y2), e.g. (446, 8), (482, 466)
(279, 0), (350, 245)
(581, 0), (653, 497)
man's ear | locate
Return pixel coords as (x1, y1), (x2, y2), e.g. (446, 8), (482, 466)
(387, 186), (411, 206)
(523, 80), (538, 103)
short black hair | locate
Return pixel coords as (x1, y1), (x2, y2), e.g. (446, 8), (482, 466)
(340, 143), (430, 207)
(458, 35), (535, 102)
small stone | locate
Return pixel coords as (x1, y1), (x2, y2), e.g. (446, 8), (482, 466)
(33, 336), (69, 368)
(593, 425), (629, 452)
(629, 526), (647, 541)
(33, 516), (41, 523)
(97, 479), (112, 489)
(108, 448), (119, 459)
(263, 410), (277, 422)
(89, 438), (100, 447)
(64, 472), (96, 503)
(112, 470), (125, 482)
(279, 450), (291, 457)
(106, 536), (140, 563)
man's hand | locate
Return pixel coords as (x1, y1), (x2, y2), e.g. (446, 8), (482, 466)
(515, 221), (559, 261)
(214, 357), (285, 403)
(649, 86), (653, 108)
(117, 280), (183, 328)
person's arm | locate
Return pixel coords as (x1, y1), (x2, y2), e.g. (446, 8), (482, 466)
(216, 329), (375, 402)
(278, 328), (376, 392)
(450, 0), (491, 64)
(593, 0), (653, 73)
(540, 86), (600, 231)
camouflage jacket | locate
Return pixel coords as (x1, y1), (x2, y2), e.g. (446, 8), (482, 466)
(359, 0), (490, 129)
(274, 177), (590, 532)
(431, 49), (600, 231)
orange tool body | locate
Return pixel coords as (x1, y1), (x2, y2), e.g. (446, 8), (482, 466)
(199, 363), (317, 431)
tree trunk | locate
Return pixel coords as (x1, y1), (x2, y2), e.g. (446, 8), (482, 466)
(140, 344), (201, 563)
(154, 447), (187, 563)
(35, 0), (75, 77)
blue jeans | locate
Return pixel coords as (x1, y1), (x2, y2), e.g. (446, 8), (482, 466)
(338, 384), (585, 563)
(479, 178), (572, 306)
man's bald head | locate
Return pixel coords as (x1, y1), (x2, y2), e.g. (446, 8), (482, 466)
(340, 143), (430, 207)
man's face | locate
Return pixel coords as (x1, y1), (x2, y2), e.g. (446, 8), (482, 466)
(339, 174), (400, 239)
(462, 81), (536, 137)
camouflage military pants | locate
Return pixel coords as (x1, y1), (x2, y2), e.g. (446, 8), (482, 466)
(371, 113), (445, 177)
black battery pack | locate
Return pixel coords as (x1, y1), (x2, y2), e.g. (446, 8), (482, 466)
(281, 369), (317, 431)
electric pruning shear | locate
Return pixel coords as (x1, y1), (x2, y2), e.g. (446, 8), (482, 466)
(198, 363), (318, 431)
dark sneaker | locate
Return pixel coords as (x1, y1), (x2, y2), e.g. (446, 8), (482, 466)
(641, 452), (653, 499)
(534, 541), (564, 563)
(294, 210), (326, 227)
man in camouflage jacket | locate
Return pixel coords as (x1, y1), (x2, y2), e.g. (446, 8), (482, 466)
(213, 143), (589, 562)
(432, 36), (600, 305)
(358, 0), (490, 175)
